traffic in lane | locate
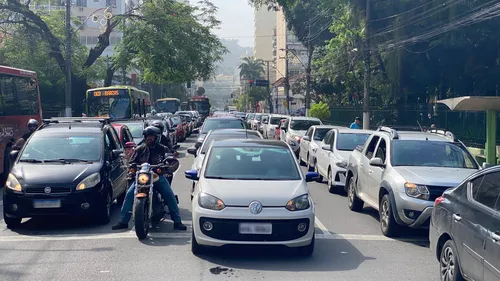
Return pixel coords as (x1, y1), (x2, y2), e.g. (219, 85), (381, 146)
(0, 136), (438, 281)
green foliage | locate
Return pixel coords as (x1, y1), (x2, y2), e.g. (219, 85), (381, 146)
(248, 87), (267, 102)
(309, 101), (330, 120)
(239, 57), (265, 80)
(116, 0), (227, 84)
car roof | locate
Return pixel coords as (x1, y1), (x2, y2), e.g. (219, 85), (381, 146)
(289, 117), (321, 121)
(377, 130), (453, 142)
(312, 125), (337, 129)
(38, 122), (105, 134)
(336, 128), (373, 134)
(210, 139), (289, 148)
(205, 116), (242, 120)
(208, 129), (259, 135)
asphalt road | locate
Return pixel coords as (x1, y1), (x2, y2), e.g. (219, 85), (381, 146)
(0, 135), (439, 281)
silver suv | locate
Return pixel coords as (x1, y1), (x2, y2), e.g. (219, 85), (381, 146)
(346, 127), (480, 237)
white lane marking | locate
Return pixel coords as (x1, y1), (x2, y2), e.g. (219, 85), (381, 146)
(0, 232), (427, 243)
(314, 216), (332, 237)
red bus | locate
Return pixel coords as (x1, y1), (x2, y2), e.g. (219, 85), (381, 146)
(188, 96), (211, 120)
(0, 66), (43, 182)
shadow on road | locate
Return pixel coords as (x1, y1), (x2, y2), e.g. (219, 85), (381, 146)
(198, 233), (375, 272)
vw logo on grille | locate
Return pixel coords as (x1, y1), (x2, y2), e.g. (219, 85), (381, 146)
(44, 187), (51, 194)
(249, 201), (263, 215)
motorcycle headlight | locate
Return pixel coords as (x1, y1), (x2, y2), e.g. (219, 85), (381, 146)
(76, 173), (101, 190)
(198, 192), (225, 210)
(137, 173), (150, 185)
(285, 194), (310, 211)
(6, 173), (22, 192)
(404, 182), (430, 200)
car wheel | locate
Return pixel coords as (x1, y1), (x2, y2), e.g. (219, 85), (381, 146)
(299, 152), (306, 166)
(4, 212), (21, 229)
(440, 240), (465, 281)
(307, 157), (314, 172)
(191, 229), (205, 255)
(379, 194), (400, 237)
(347, 177), (363, 212)
(97, 190), (112, 225)
(328, 169), (341, 194)
(314, 165), (323, 182)
(297, 235), (315, 257)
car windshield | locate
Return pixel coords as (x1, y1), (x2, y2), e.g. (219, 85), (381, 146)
(254, 115), (262, 121)
(314, 128), (331, 141)
(204, 146), (301, 180)
(270, 117), (284, 125)
(201, 119), (246, 133)
(391, 140), (478, 169)
(201, 133), (262, 154)
(336, 133), (370, 151)
(125, 123), (144, 138)
(20, 135), (101, 162)
(290, 120), (321, 130)
(247, 114), (255, 119)
(170, 116), (181, 125)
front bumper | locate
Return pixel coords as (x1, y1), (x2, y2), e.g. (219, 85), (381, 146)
(394, 193), (434, 227)
(3, 187), (104, 218)
(192, 205), (315, 247)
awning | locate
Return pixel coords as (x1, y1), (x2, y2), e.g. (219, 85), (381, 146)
(438, 96), (500, 111)
(272, 77), (286, 87)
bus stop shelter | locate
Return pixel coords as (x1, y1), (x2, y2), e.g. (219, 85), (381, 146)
(438, 96), (500, 165)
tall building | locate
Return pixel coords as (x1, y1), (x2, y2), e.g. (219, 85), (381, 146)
(273, 7), (307, 114)
(253, 6), (276, 84)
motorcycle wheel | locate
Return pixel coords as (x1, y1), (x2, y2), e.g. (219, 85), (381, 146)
(134, 197), (150, 240)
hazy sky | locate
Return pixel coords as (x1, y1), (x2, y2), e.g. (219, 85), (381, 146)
(188, 0), (255, 47)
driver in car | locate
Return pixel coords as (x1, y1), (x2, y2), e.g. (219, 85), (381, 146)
(112, 126), (187, 231)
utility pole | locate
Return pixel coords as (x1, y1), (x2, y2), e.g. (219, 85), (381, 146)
(284, 49), (290, 115)
(305, 21), (312, 117)
(363, 0), (371, 129)
(64, 0), (72, 117)
(265, 61), (273, 113)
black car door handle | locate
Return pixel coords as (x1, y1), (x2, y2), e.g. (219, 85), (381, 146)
(452, 214), (462, 221)
(491, 232), (500, 242)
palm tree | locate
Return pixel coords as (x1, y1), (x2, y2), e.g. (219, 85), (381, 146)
(238, 57), (265, 80)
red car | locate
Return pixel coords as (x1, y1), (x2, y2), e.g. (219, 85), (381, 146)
(112, 124), (136, 162)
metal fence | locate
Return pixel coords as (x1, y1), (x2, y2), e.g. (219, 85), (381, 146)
(327, 104), (489, 148)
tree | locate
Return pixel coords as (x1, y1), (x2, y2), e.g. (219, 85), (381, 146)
(309, 101), (330, 121)
(238, 57), (265, 80)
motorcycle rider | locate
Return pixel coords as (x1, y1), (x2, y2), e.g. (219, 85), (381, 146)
(13, 119), (39, 150)
(112, 126), (187, 231)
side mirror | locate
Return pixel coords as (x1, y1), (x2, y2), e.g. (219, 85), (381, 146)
(187, 147), (197, 155)
(305, 172), (320, 182)
(302, 136), (311, 141)
(322, 145), (331, 150)
(9, 150), (19, 161)
(173, 144), (180, 150)
(482, 162), (493, 169)
(112, 149), (123, 158)
(193, 128), (200, 134)
(369, 157), (385, 167)
(124, 141), (136, 149)
(185, 169), (199, 180)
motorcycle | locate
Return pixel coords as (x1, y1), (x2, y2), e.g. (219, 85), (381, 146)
(127, 154), (180, 240)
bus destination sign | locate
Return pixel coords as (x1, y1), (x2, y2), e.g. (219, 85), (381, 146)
(92, 90), (120, 97)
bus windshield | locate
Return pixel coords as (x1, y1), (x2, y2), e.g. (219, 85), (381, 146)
(192, 101), (210, 114)
(156, 100), (180, 113)
(86, 89), (131, 119)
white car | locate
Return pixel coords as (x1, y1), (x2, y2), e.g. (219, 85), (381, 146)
(251, 113), (262, 130)
(298, 125), (337, 170)
(263, 114), (287, 139)
(185, 139), (319, 256)
(314, 128), (371, 193)
(280, 117), (323, 156)
(187, 129), (263, 199)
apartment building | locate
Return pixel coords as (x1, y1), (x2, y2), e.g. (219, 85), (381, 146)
(253, 5), (276, 84)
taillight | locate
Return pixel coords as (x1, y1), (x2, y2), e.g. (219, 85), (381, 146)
(434, 196), (445, 207)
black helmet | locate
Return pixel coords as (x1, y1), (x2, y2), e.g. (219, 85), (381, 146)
(151, 120), (164, 134)
(143, 126), (161, 144)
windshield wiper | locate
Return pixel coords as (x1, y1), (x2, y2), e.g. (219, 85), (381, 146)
(19, 159), (44, 163)
(44, 158), (93, 164)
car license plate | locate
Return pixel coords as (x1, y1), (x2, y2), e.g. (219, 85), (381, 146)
(239, 223), (272, 235)
(33, 199), (61, 208)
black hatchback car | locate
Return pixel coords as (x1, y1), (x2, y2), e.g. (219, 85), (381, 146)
(3, 117), (129, 228)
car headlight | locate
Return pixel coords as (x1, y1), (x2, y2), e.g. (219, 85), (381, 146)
(198, 192), (225, 210)
(285, 194), (310, 211)
(404, 182), (430, 200)
(137, 173), (150, 185)
(336, 160), (348, 168)
(76, 173), (101, 190)
(6, 173), (22, 192)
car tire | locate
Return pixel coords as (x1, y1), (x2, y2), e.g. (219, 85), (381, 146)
(307, 157), (314, 172)
(314, 165), (323, 182)
(97, 189), (112, 225)
(4, 213), (21, 229)
(440, 240), (465, 281)
(299, 153), (306, 166)
(379, 194), (400, 237)
(191, 229), (204, 255)
(297, 235), (315, 257)
(327, 169), (341, 194)
(347, 177), (363, 212)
